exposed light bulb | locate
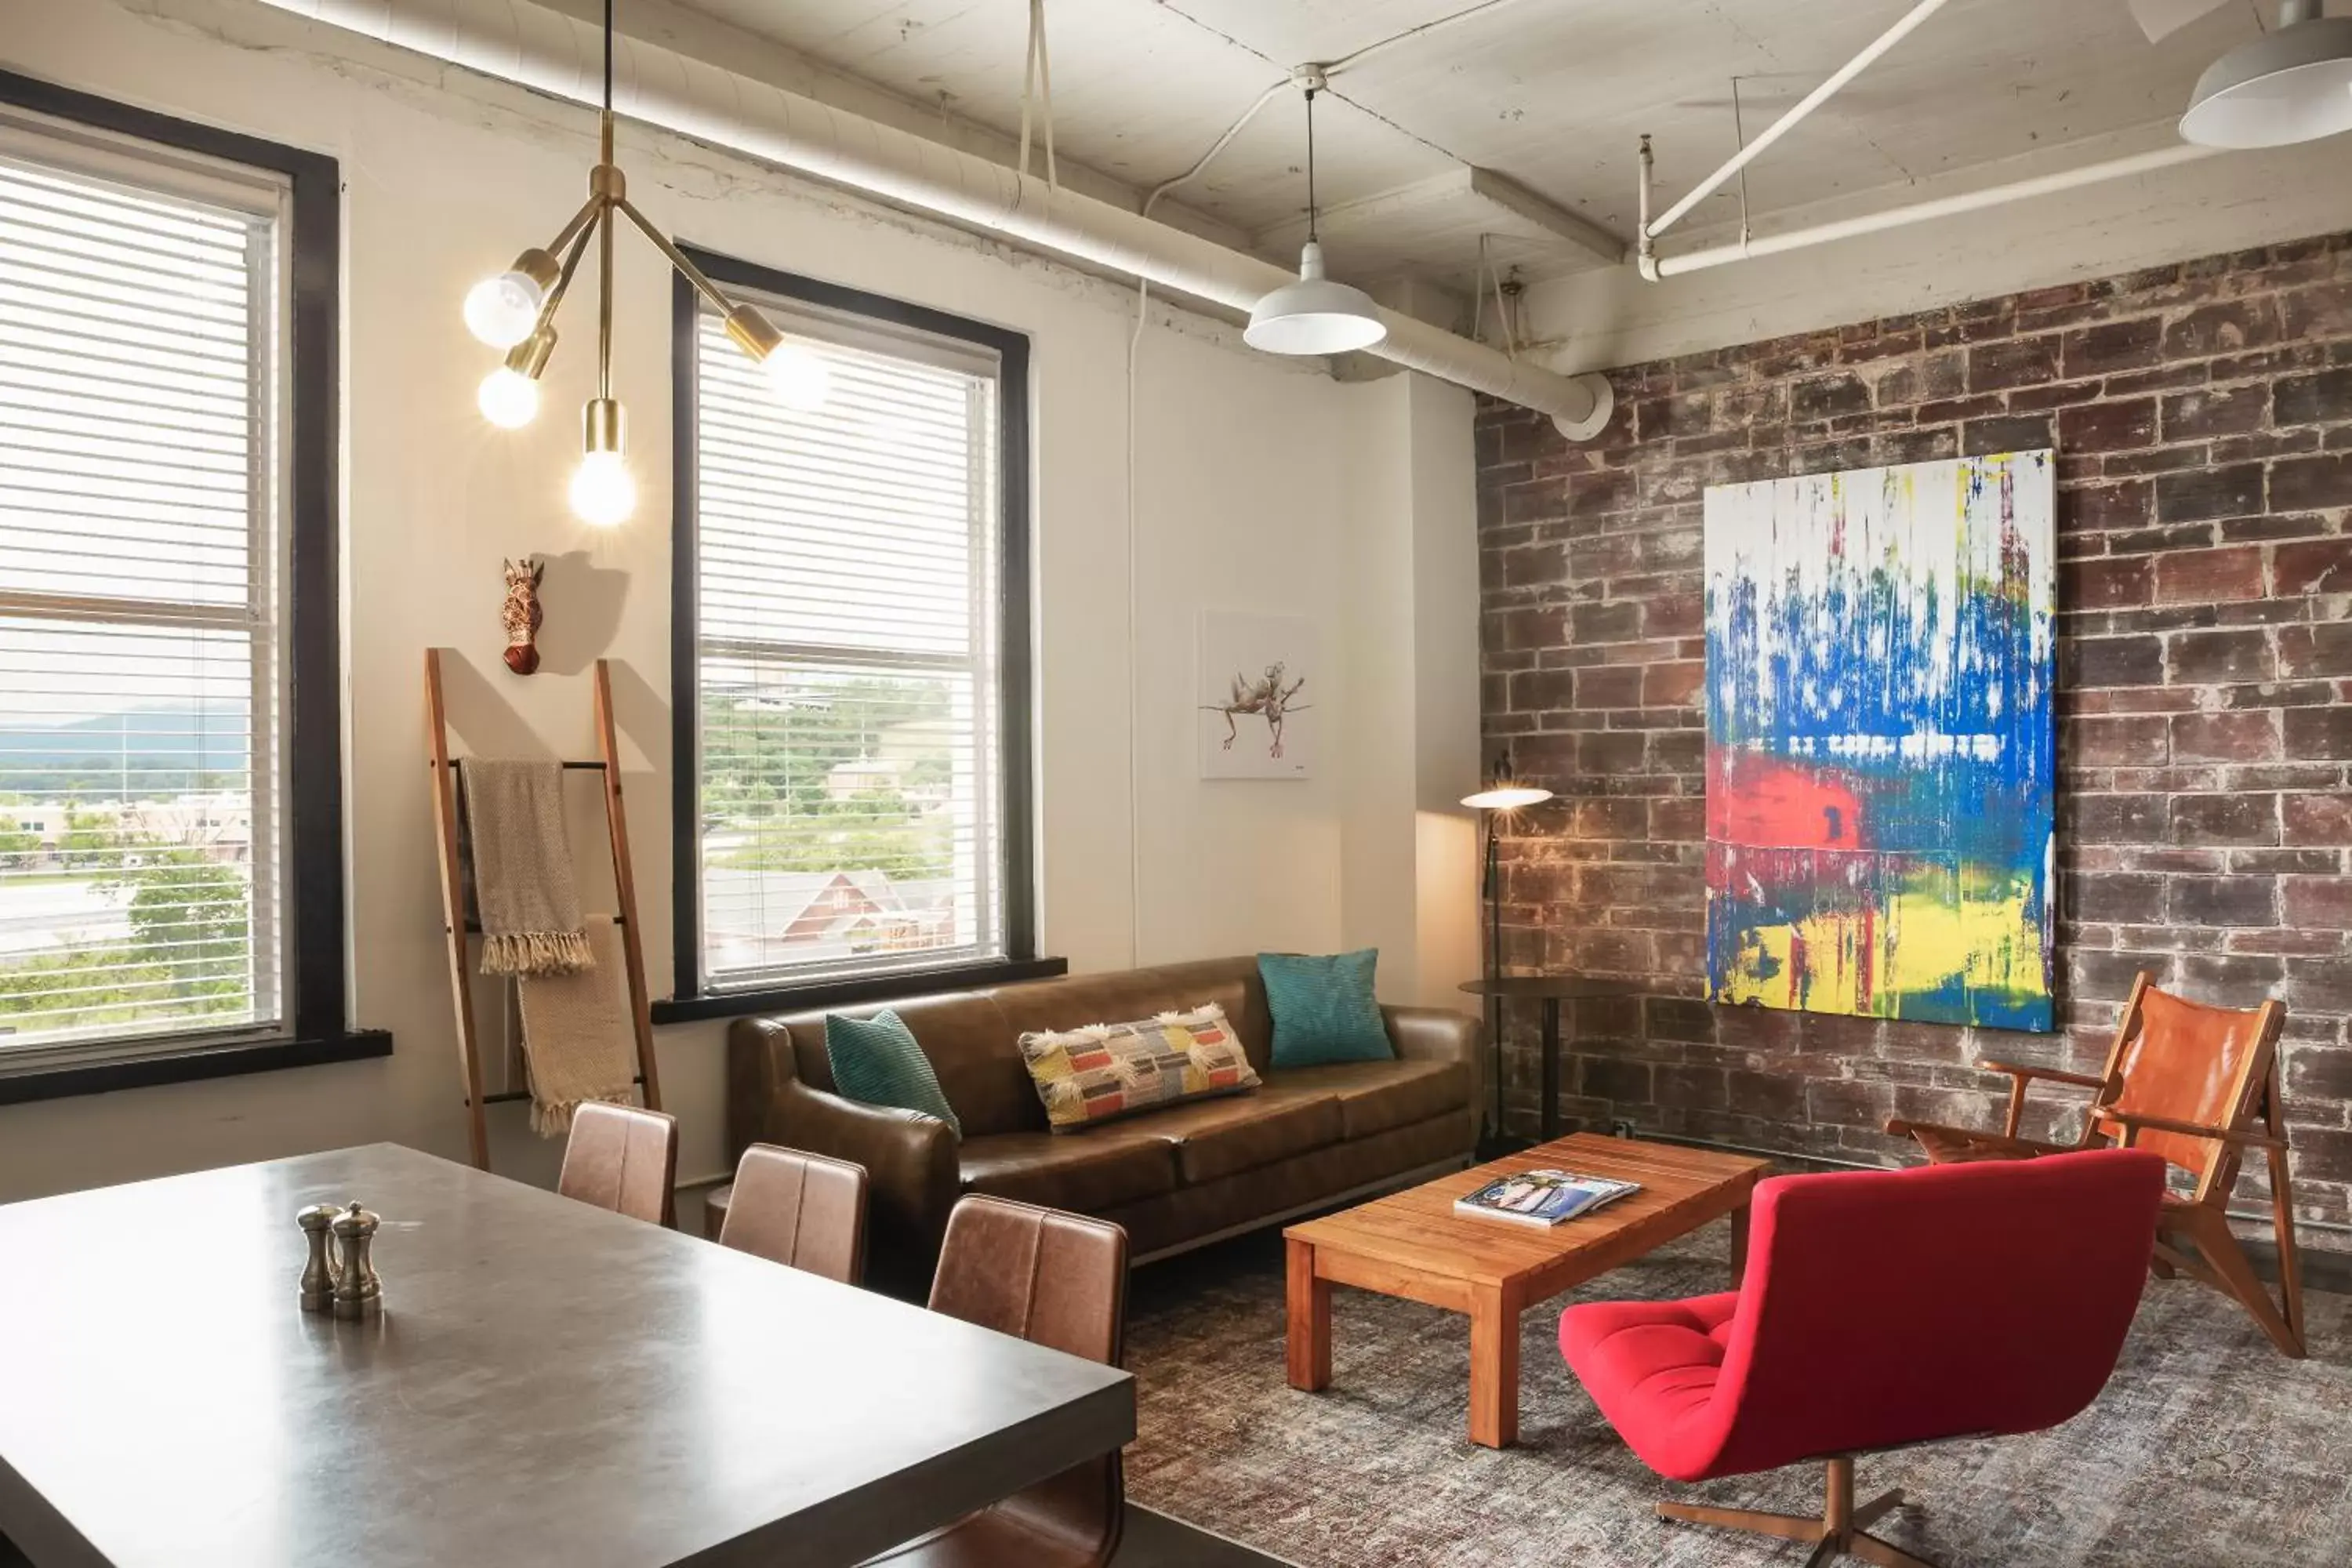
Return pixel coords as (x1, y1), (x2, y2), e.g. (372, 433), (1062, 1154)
(477, 367), (542, 429)
(569, 449), (635, 528)
(463, 270), (546, 349)
(764, 342), (831, 410)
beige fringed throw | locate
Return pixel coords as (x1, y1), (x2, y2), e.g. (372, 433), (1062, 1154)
(514, 919), (637, 1135)
(460, 757), (593, 976)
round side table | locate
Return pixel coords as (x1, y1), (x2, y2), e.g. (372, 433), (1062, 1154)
(1458, 975), (1638, 1149)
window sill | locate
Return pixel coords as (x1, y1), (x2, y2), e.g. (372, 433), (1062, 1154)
(651, 957), (1069, 1025)
(0, 1029), (394, 1107)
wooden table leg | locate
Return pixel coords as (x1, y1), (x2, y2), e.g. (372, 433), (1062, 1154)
(1729, 1197), (1751, 1286)
(1468, 1283), (1519, 1448)
(1286, 1238), (1330, 1392)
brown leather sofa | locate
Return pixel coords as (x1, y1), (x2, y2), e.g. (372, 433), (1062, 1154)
(726, 957), (1482, 1299)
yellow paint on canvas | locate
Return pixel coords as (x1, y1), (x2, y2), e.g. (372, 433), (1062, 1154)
(1714, 871), (2045, 1019)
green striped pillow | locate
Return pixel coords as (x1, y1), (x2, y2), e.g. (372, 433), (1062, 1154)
(824, 1009), (960, 1137)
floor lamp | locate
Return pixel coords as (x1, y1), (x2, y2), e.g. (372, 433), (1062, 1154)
(1462, 752), (1552, 1152)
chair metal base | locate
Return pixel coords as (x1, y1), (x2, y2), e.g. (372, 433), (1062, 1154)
(1659, 1457), (1936, 1568)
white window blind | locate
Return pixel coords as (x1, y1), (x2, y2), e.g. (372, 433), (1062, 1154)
(691, 294), (1007, 994)
(0, 124), (287, 1060)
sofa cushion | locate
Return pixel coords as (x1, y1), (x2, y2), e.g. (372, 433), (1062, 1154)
(1272, 1058), (1471, 1141)
(1017, 1004), (1261, 1132)
(957, 1125), (1178, 1213)
(1132, 1087), (1343, 1185)
(1099, 1109), (1476, 1258)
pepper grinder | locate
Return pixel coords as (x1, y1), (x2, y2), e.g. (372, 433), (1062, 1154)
(296, 1203), (342, 1313)
(329, 1201), (383, 1321)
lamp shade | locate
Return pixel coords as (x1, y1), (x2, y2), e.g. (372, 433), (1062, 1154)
(1246, 241), (1388, 356)
(2179, 15), (2352, 148)
(1461, 783), (1553, 811)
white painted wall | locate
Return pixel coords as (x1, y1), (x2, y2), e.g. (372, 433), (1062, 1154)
(1527, 124), (2352, 372)
(0, 0), (1479, 1203)
(1338, 373), (1483, 1012)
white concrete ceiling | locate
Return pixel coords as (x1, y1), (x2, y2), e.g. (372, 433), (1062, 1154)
(660, 0), (2272, 297)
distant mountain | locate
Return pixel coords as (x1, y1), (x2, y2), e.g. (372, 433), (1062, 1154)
(0, 707), (249, 776)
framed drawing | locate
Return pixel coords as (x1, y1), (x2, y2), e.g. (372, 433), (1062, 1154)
(1704, 450), (2056, 1031)
(1198, 612), (1316, 780)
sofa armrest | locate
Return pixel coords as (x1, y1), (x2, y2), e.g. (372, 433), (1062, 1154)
(727, 1016), (959, 1300)
(1382, 1004), (1482, 1067)
(1382, 1004), (1483, 1147)
(777, 1077), (958, 1238)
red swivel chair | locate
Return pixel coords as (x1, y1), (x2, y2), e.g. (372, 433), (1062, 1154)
(1559, 1150), (2165, 1568)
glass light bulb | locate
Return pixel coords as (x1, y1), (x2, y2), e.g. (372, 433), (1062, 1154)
(764, 342), (831, 410)
(477, 367), (541, 429)
(569, 449), (635, 528)
(463, 270), (545, 349)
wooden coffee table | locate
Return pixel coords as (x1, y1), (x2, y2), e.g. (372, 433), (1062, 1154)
(1284, 1133), (1771, 1448)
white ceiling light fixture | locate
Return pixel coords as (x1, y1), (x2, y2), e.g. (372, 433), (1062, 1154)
(1247, 70), (1386, 358)
(2135, 0), (2352, 148)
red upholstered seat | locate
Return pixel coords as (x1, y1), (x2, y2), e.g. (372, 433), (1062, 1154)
(1562, 1150), (2165, 1495)
(1558, 1291), (1740, 1461)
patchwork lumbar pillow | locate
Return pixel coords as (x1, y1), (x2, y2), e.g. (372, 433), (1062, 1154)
(1018, 1003), (1261, 1132)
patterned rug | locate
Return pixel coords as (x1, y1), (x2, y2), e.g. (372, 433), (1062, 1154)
(1123, 1224), (2352, 1568)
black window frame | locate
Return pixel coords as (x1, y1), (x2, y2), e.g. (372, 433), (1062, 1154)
(657, 245), (1058, 1024)
(0, 69), (387, 1104)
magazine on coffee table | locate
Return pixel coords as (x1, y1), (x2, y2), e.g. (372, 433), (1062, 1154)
(1452, 1168), (1642, 1229)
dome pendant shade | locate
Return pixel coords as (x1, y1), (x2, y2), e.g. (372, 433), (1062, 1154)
(1461, 783), (1553, 811)
(1246, 241), (1388, 356)
(2180, 15), (2352, 148)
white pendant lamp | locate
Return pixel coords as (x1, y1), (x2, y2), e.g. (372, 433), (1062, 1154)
(2180, 0), (2352, 149)
(1247, 78), (1386, 358)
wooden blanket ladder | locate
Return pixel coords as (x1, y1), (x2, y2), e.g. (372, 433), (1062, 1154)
(423, 648), (662, 1170)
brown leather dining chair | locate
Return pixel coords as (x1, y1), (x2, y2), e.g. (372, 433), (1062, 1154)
(556, 1102), (679, 1227)
(864, 1195), (1130, 1568)
(717, 1144), (869, 1287)
(1889, 971), (2303, 1357)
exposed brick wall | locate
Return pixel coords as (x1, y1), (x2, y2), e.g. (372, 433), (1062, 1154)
(1475, 232), (2352, 1236)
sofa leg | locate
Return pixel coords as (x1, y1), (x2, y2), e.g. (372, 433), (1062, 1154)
(1657, 1459), (1936, 1568)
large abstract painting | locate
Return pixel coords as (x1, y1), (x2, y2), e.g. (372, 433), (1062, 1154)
(1704, 451), (2056, 1032)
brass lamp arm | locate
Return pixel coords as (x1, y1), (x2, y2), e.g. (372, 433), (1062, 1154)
(614, 196), (735, 316)
(529, 216), (601, 341)
(543, 191), (604, 267)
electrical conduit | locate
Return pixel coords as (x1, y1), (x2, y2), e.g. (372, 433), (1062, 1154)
(252, 0), (1614, 437)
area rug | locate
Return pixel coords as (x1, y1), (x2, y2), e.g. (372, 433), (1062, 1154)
(1123, 1226), (2352, 1568)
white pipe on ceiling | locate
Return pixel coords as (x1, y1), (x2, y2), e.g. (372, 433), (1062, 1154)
(251, 0), (1614, 438)
(1650, 143), (2221, 278)
(1645, 0), (1953, 241)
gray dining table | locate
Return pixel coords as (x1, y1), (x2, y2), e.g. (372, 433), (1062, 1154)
(0, 1142), (1134, 1567)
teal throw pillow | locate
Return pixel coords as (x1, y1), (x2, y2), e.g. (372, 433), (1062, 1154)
(825, 1009), (960, 1137)
(1259, 949), (1394, 1069)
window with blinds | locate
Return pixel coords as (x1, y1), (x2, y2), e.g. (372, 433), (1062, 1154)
(0, 121), (288, 1058)
(684, 278), (1025, 996)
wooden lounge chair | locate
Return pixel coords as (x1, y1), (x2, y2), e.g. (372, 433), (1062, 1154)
(1887, 971), (2303, 1358)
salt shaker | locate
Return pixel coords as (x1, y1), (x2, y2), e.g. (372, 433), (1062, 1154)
(329, 1201), (383, 1320)
(296, 1203), (342, 1313)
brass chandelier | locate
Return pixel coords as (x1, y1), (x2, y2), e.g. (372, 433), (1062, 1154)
(463, 0), (826, 526)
